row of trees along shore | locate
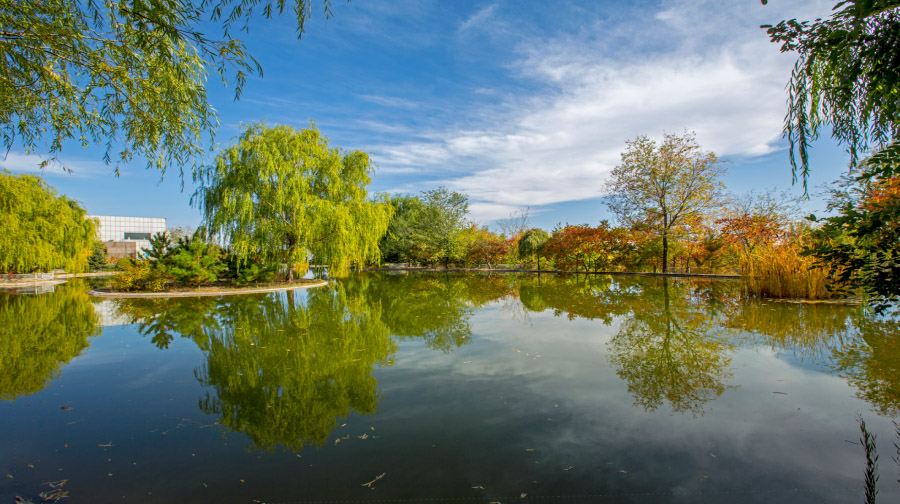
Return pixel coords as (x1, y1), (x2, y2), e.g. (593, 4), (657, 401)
(0, 124), (880, 306)
(1, 2), (899, 312)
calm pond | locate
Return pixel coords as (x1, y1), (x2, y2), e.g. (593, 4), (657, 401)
(1, 272), (899, 503)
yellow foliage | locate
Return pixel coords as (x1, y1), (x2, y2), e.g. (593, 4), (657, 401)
(740, 240), (836, 300)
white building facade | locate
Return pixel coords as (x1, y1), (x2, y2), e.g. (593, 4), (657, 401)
(89, 215), (167, 257)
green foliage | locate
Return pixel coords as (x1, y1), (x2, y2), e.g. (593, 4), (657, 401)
(0, 0), (340, 176)
(518, 228), (550, 268)
(87, 241), (108, 271)
(223, 253), (277, 286)
(807, 158), (900, 311)
(112, 257), (171, 292)
(605, 132), (725, 273)
(0, 169), (96, 273)
(158, 238), (225, 286)
(142, 232), (173, 261)
(0, 281), (101, 400)
(763, 1), (900, 186)
(196, 123), (393, 280)
(193, 287), (395, 452)
(379, 195), (429, 263)
(379, 188), (471, 266)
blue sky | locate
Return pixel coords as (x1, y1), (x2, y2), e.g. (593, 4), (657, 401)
(2, 0), (850, 231)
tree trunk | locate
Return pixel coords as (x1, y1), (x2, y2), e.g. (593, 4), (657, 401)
(662, 231), (669, 273)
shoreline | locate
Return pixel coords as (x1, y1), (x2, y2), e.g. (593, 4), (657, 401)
(87, 280), (329, 298)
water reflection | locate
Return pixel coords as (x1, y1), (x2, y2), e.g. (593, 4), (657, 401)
(0, 280), (101, 401)
(116, 288), (395, 451)
(340, 272), (514, 352)
(86, 272), (898, 444)
(607, 278), (736, 415)
(832, 315), (900, 415)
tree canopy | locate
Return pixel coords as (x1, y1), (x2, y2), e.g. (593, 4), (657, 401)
(378, 187), (470, 266)
(604, 132), (725, 273)
(196, 123), (393, 280)
(763, 0), (900, 186)
(0, 0), (339, 177)
(0, 169), (96, 273)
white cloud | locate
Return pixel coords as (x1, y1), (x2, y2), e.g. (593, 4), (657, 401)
(370, 0), (836, 224)
(459, 3), (499, 32)
(0, 152), (100, 177)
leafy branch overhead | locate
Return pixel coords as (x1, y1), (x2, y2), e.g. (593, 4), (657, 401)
(0, 0), (342, 177)
(762, 0), (900, 187)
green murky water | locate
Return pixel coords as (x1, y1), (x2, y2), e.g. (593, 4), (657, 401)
(1, 272), (898, 503)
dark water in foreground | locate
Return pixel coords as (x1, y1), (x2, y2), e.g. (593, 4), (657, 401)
(1, 272), (899, 503)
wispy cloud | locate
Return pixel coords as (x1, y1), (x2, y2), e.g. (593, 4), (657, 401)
(370, 0), (835, 223)
(359, 94), (431, 110)
(459, 3), (498, 32)
(0, 152), (100, 178)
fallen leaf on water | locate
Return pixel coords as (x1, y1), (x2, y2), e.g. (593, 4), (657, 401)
(525, 448), (535, 452)
(464, 361), (472, 364)
(66, 420), (82, 426)
(39, 490), (69, 502)
(43, 480), (67, 489)
(370, 427), (375, 431)
(513, 348), (521, 353)
(357, 434), (369, 440)
(619, 470), (628, 474)
(60, 406), (72, 411)
(342, 434), (350, 440)
(361, 472), (386, 488)
(341, 423), (347, 427)
(15, 496), (35, 504)
(562, 466), (574, 472)
(334, 438), (341, 446)
(520, 492), (527, 498)
(98, 442), (113, 447)
(27, 464), (34, 469)
(772, 391), (787, 395)
(6, 474), (13, 479)
(472, 485), (484, 490)
(709, 454), (716, 459)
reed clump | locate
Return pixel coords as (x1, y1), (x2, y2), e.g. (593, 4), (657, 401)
(740, 239), (837, 300)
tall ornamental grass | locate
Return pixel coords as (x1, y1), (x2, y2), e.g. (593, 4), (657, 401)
(740, 241), (836, 300)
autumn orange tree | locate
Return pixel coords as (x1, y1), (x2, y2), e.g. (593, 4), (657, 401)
(542, 222), (634, 272)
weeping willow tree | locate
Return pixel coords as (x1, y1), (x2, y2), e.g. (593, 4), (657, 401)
(0, 169), (97, 273)
(195, 123), (393, 280)
(0, 281), (101, 401)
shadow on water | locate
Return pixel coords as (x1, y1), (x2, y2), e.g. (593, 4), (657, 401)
(0, 280), (101, 401)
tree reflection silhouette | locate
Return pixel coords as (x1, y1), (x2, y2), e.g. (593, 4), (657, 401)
(831, 315), (900, 416)
(0, 281), (101, 401)
(607, 278), (736, 415)
(193, 288), (396, 451)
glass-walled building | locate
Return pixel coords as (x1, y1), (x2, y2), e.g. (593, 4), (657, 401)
(89, 215), (167, 258)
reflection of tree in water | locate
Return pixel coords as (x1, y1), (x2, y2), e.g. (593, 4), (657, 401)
(723, 298), (859, 360)
(195, 288), (396, 451)
(0, 281), (101, 401)
(341, 272), (513, 352)
(113, 296), (223, 349)
(518, 274), (629, 324)
(831, 315), (900, 416)
(607, 278), (736, 415)
(115, 286), (395, 452)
